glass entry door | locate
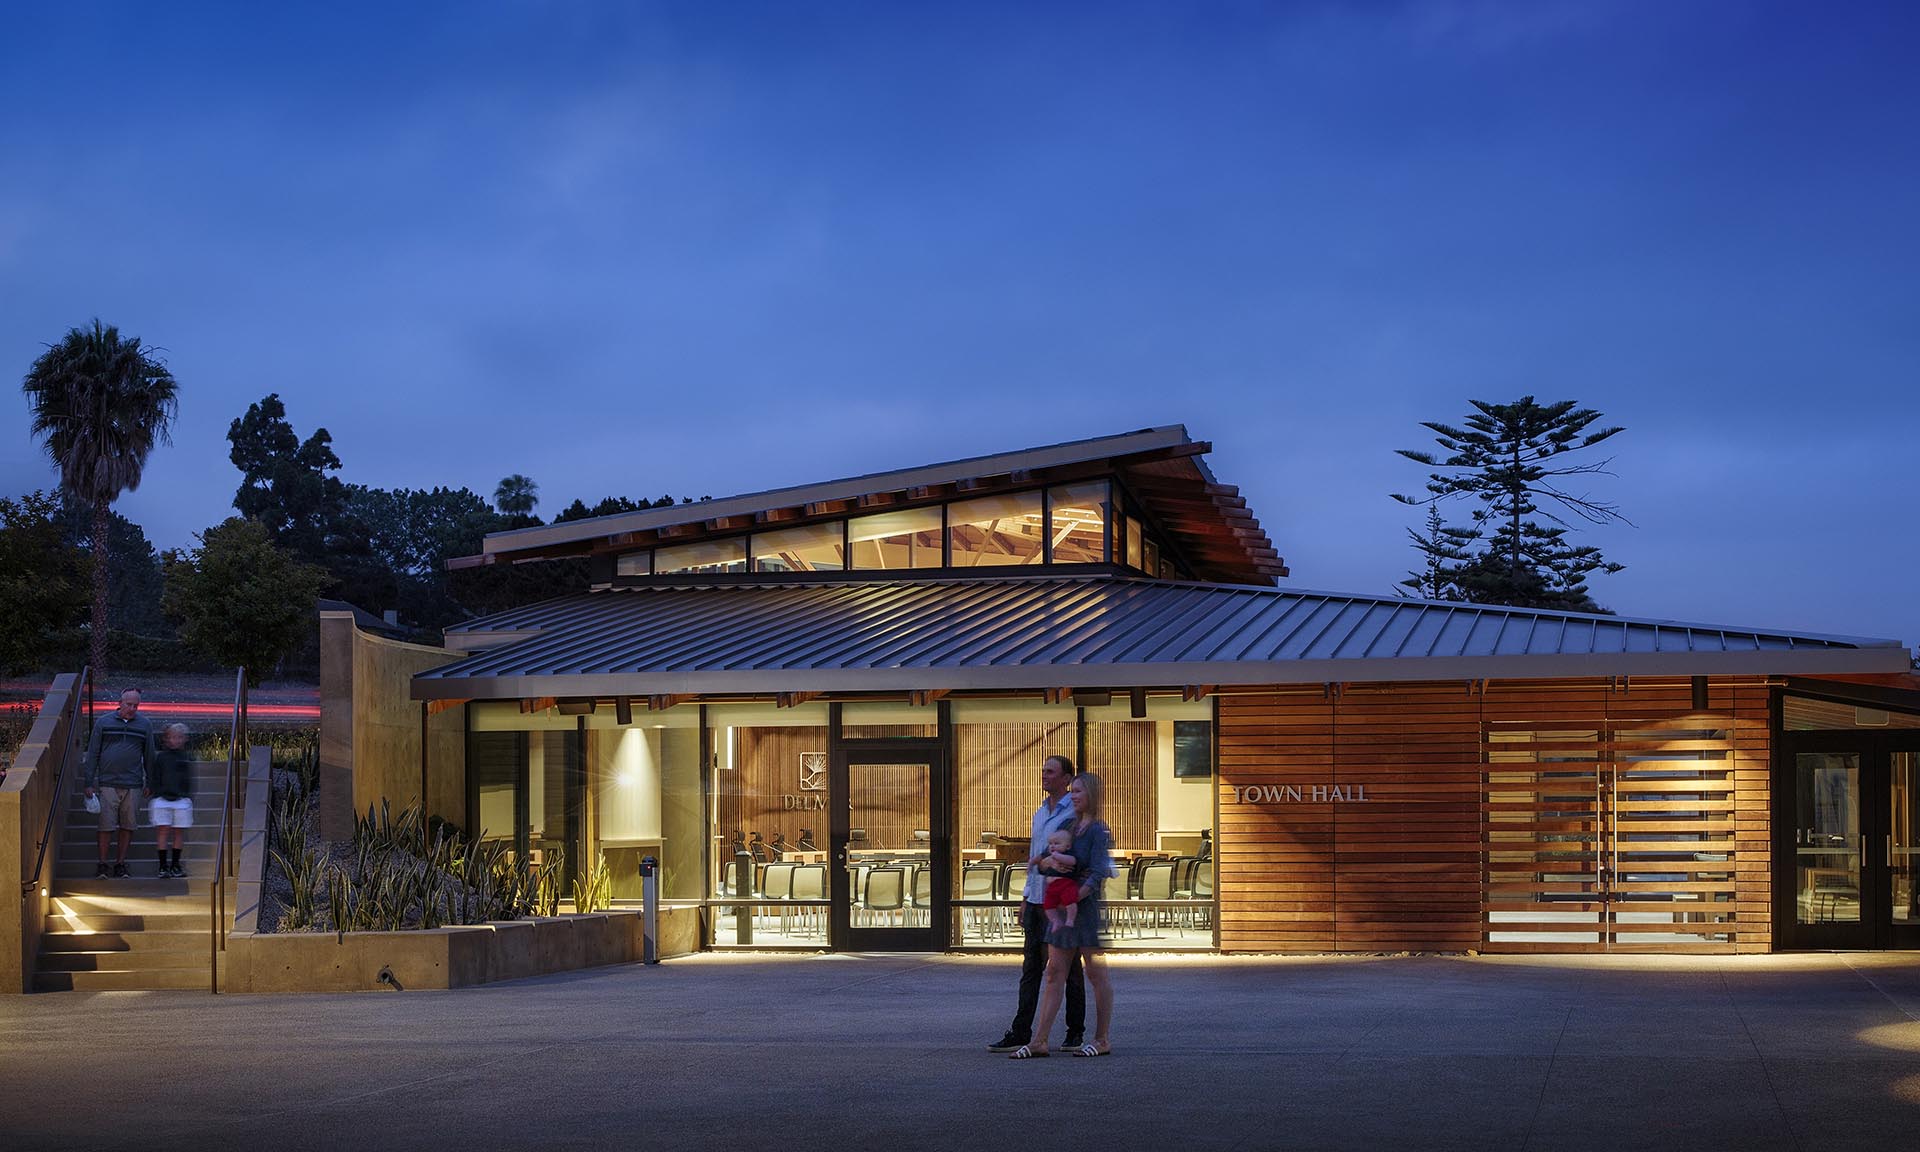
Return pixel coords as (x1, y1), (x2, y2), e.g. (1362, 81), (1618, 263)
(1780, 736), (1920, 949)
(832, 745), (947, 951)
(1790, 752), (1870, 947)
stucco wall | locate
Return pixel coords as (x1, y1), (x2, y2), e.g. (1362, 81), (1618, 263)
(1, 674), (80, 993)
(319, 613), (467, 841)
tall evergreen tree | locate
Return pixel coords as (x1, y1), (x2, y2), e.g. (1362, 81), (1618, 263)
(20, 319), (180, 674)
(1393, 397), (1628, 612)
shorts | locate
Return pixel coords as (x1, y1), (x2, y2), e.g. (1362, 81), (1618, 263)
(1043, 875), (1080, 911)
(97, 786), (139, 833)
(151, 798), (194, 829)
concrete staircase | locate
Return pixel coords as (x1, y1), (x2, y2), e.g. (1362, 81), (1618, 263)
(34, 760), (240, 992)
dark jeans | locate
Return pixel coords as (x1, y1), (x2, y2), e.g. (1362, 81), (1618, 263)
(1008, 901), (1084, 1042)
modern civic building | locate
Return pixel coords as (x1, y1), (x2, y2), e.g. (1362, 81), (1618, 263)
(322, 426), (1919, 955)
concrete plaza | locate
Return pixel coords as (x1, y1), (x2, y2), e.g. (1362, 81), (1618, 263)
(3, 951), (1918, 1151)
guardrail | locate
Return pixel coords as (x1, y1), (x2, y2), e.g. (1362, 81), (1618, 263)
(210, 669), (247, 994)
(21, 667), (89, 898)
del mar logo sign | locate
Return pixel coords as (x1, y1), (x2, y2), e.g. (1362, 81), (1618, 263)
(1230, 784), (1369, 803)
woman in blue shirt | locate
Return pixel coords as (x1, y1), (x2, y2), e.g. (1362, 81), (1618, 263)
(1011, 772), (1115, 1057)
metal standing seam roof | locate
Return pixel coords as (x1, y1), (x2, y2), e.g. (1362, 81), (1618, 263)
(410, 577), (1914, 699)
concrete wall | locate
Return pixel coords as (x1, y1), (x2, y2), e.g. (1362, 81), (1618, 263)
(223, 905), (701, 992)
(1, 674), (80, 994)
(319, 613), (467, 841)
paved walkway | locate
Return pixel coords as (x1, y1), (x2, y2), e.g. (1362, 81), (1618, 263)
(4, 952), (1919, 1151)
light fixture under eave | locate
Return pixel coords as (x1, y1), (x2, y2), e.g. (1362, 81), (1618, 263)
(615, 696), (633, 725)
(556, 698), (597, 716)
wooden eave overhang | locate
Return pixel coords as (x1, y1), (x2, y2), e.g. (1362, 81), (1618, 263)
(449, 426), (1287, 585)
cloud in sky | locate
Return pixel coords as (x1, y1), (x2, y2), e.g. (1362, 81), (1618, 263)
(1, 0), (1915, 647)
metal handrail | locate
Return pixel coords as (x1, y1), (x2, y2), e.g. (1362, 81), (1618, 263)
(22, 667), (90, 897)
(210, 668), (246, 994)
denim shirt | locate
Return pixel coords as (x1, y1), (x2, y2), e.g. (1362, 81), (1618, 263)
(1022, 792), (1078, 904)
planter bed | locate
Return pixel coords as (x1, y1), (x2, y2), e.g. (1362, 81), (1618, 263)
(222, 905), (701, 993)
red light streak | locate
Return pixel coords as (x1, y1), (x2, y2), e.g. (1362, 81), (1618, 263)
(87, 701), (320, 720)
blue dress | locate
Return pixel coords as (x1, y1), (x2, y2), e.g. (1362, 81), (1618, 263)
(1044, 820), (1114, 951)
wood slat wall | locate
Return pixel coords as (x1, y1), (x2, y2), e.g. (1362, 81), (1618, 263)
(1217, 679), (1774, 954)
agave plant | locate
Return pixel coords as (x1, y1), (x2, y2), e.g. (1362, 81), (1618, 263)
(327, 865), (353, 942)
(571, 851), (613, 913)
(534, 849), (565, 918)
(273, 845), (325, 931)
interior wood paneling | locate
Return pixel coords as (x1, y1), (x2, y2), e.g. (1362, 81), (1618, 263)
(954, 721), (1076, 847)
(720, 726), (833, 853)
(1082, 720), (1156, 853)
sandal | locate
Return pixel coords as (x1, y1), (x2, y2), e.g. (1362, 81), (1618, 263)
(1008, 1045), (1049, 1059)
(1072, 1043), (1110, 1057)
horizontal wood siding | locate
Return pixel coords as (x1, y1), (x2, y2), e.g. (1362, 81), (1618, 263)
(1218, 679), (1774, 954)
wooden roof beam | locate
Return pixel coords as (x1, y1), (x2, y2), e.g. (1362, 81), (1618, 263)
(755, 506), (803, 524)
(426, 698), (469, 716)
(908, 688), (950, 707)
(804, 498), (852, 517)
(777, 691), (822, 709)
(648, 693), (694, 712)
(857, 491), (900, 508)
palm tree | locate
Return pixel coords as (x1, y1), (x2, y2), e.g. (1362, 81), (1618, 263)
(493, 474), (539, 518)
(22, 319), (179, 675)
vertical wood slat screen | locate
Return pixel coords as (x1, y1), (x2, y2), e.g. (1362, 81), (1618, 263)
(1219, 680), (1773, 954)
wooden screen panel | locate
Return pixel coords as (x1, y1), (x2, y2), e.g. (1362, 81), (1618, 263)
(1482, 684), (1610, 954)
(1333, 685), (1483, 952)
(1221, 678), (1775, 956)
(1081, 720), (1155, 853)
(954, 721), (1075, 850)
(1730, 684), (1772, 953)
(1218, 693), (1335, 951)
(1480, 679), (1772, 956)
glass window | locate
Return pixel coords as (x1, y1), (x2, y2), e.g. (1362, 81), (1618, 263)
(1047, 482), (1108, 564)
(615, 551), (651, 577)
(1142, 538), (1160, 576)
(586, 706), (703, 902)
(849, 506), (943, 570)
(948, 491), (1044, 567)
(1783, 695), (1920, 730)
(1126, 518), (1144, 571)
(752, 522), (845, 573)
(656, 537), (747, 575)
(949, 696), (1215, 952)
(707, 702), (833, 947)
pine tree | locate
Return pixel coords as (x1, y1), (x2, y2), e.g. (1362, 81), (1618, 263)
(1393, 397), (1628, 613)
(1398, 506), (1476, 601)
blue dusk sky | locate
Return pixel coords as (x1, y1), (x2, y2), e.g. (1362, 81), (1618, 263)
(2, 2), (1916, 650)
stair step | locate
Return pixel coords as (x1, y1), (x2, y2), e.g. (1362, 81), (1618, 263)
(38, 929), (208, 954)
(34, 968), (211, 992)
(49, 887), (229, 912)
(37, 948), (208, 972)
(57, 842), (224, 859)
(54, 860), (235, 882)
(46, 912), (214, 932)
(51, 876), (234, 898)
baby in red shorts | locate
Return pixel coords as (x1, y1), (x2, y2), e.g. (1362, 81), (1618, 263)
(1039, 827), (1081, 932)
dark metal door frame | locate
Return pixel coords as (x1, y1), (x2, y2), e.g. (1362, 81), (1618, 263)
(829, 737), (951, 952)
(1776, 731), (1920, 950)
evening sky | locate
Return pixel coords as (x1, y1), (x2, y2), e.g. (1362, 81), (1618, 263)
(2, 2), (1915, 649)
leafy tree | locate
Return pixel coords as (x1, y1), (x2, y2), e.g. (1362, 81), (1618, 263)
(162, 518), (328, 686)
(343, 485), (506, 631)
(553, 494), (679, 523)
(20, 319), (180, 674)
(0, 492), (88, 672)
(57, 499), (169, 636)
(493, 474), (540, 524)
(228, 393), (346, 565)
(1393, 397), (1627, 612)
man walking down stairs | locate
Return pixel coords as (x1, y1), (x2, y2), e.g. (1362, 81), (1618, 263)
(35, 753), (237, 992)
